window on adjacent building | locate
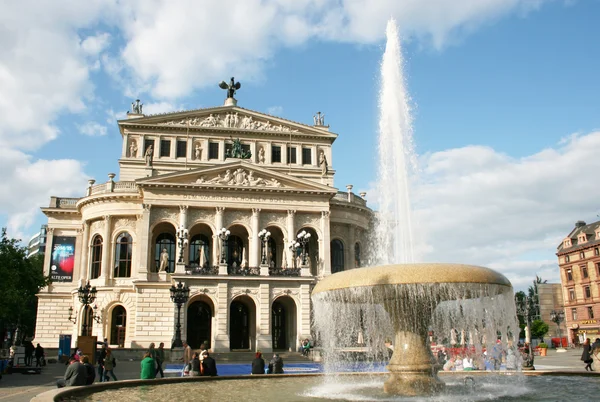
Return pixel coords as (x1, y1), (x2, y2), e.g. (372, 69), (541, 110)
(287, 146), (297, 164)
(208, 142), (219, 159)
(582, 265), (589, 278)
(302, 148), (312, 165)
(597, 262), (600, 276)
(572, 308), (578, 320)
(595, 247), (599, 256)
(580, 251), (585, 259)
(114, 232), (133, 278)
(569, 288), (575, 301)
(160, 139), (171, 157)
(272, 145), (281, 163)
(566, 268), (573, 281)
(90, 235), (103, 279)
(176, 140), (187, 158)
(566, 255), (570, 263)
(585, 286), (591, 299)
(588, 306), (595, 319)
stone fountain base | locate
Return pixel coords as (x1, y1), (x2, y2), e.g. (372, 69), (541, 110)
(384, 370), (444, 396)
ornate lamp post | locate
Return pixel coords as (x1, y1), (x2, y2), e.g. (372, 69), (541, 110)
(258, 229), (271, 265)
(170, 281), (190, 348)
(289, 239), (301, 268)
(550, 309), (566, 351)
(73, 281), (99, 336)
(296, 230), (311, 265)
(218, 227), (231, 263)
(176, 224), (189, 263)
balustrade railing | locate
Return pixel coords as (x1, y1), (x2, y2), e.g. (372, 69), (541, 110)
(269, 267), (301, 277)
(228, 266), (260, 276)
(187, 265), (219, 275)
(332, 191), (366, 207)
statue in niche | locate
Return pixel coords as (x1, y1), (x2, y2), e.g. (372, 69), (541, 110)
(319, 151), (328, 177)
(218, 77), (241, 99)
(258, 147), (265, 163)
(129, 140), (138, 158)
(145, 145), (153, 167)
(159, 248), (169, 272)
(194, 144), (202, 160)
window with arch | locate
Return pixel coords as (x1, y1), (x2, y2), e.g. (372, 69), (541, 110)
(155, 233), (176, 273)
(331, 239), (344, 274)
(110, 305), (127, 347)
(189, 234), (210, 268)
(114, 232), (133, 278)
(90, 235), (103, 279)
(354, 242), (361, 268)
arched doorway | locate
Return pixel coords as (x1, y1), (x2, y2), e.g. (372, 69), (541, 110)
(230, 296), (256, 350)
(187, 300), (212, 349)
(110, 306), (127, 347)
(272, 296), (297, 351)
(331, 239), (345, 273)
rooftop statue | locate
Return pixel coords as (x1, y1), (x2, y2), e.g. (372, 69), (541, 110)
(219, 77), (241, 99)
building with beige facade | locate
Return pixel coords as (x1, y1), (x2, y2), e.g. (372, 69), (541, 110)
(556, 220), (600, 345)
(34, 94), (372, 352)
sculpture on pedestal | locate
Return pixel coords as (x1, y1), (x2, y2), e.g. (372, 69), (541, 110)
(129, 140), (138, 158)
(194, 144), (202, 160)
(145, 145), (153, 167)
(159, 248), (169, 272)
(218, 77), (241, 99)
(130, 99), (143, 114)
(319, 151), (328, 177)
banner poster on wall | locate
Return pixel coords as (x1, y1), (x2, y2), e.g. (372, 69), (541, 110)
(50, 236), (76, 282)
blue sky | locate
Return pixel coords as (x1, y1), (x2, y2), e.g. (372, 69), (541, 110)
(2, 0), (599, 290)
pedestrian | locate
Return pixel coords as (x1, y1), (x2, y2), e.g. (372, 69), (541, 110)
(81, 355), (96, 385)
(251, 352), (265, 374)
(155, 342), (165, 378)
(23, 339), (34, 366)
(301, 339), (311, 357)
(269, 353), (284, 374)
(34, 343), (45, 367)
(141, 352), (156, 379)
(190, 352), (202, 376)
(97, 343), (107, 382)
(56, 356), (87, 388)
(103, 349), (118, 381)
(581, 338), (594, 371)
(181, 341), (192, 376)
(201, 351), (217, 376)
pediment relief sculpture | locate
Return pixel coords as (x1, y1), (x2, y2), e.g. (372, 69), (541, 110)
(195, 168), (283, 188)
(158, 112), (299, 132)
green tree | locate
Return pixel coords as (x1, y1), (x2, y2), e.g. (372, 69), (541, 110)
(531, 319), (549, 341)
(528, 275), (547, 320)
(0, 228), (50, 344)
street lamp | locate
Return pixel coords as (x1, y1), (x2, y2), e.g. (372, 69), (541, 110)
(176, 224), (189, 263)
(258, 229), (271, 264)
(288, 239), (301, 267)
(170, 281), (190, 348)
(218, 227), (230, 264)
(76, 281), (98, 336)
(296, 230), (311, 265)
(550, 309), (565, 351)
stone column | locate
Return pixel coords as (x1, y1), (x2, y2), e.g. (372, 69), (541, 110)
(299, 283), (312, 349)
(218, 141), (225, 161)
(79, 221), (90, 281)
(137, 204), (152, 279)
(215, 207), (226, 274)
(320, 211), (331, 276)
(286, 210), (295, 268)
(251, 208), (262, 273)
(100, 215), (112, 286)
(175, 205), (188, 274)
(257, 283), (272, 351)
(212, 282), (230, 352)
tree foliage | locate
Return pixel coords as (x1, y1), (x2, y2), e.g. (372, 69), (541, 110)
(0, 228), (50, 340)
(531, 319), (549, 340)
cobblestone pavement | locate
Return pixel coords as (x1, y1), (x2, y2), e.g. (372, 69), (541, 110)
(0, 349), (595, 402)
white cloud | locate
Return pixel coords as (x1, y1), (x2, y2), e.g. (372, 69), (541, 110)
(143, 101), (179, 115)
(77, 121), (108, 136)
(0, 149), (88, 237)
(267, 106), (284, 116)
(411, 131), (600, 290)
(106, 108), (127, 124)
(81, 32), (111, 55)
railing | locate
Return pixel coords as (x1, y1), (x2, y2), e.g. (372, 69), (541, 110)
(187, 265), (219, 275)
(57, 197), (79, 208)
(332, 191), (367, 207)
(269, 267), (301, 277)
(228, 266), (260, 276)
(89, 181), (138, 196)
(114, 181), (137, 191)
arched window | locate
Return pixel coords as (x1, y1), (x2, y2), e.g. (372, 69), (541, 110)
(226, 235), (245, 267)
(354, 242), (361, 268)
(110, 306), (127, 347)
(189, 234), (210, 268)
(81, 305), (93, 336)
(155, 233), (176, 273)
(331, 239), (344, 274)
(267, 237), (277, 267)
(90, 235), (103, 279)
(114, 232), (133, 278)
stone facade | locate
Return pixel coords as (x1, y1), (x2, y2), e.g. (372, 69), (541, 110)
(34, 102), (372, 353)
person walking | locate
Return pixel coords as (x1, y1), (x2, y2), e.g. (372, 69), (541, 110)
(140, 352), (156, 379)
(269, 353), (284, 374)
(34, 343), (45, 367)
(201, 351), (217, 376)
(103, 349), (118, 381)
(23, 339), (34, 366)
(182, 341), (192, 376)
(97, 344), (107, 382)
(581, 338), (594, 371)
(155, 342), (165, 378)
(251, 352), (265, 374)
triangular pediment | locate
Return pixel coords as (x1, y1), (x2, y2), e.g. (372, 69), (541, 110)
(119, 105), (337, 139)
(137, 160), (337, 194)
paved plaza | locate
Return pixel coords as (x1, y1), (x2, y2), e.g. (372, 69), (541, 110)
(0, 349), (597, 402)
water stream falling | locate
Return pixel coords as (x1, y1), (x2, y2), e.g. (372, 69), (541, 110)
(373, 19), (418, 265)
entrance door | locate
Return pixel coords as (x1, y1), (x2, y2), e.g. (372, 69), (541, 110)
(187, 301), (212, 349)
(230, 301), (250, 350)
(272, 302), (286, 350)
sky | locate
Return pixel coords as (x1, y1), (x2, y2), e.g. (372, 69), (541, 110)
(1, 0), (599, 291)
